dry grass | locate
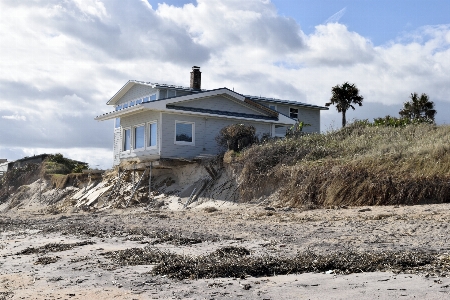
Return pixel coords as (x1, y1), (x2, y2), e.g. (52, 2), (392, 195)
(232, 123), (450, 207)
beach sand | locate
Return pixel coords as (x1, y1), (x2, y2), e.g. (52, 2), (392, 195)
(1, 202), (450, 299)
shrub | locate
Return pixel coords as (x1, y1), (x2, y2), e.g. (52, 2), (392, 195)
(46, 153), (88, 174)
(286, 121), (311, 137)
(231, 123), (450, 206)
(373, 115), (432, 127)
(216, 124), (258, 152)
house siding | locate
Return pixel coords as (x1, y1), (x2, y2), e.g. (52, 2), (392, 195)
(113, 110), (161, 165)
(160, 112), (271, 159)
(117, 85), (158, 105)
(173, 96), (264, 116)
(113, 128), (121, 166)
(256, 101), (321, 133)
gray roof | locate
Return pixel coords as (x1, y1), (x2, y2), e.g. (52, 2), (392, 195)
(166, 105), (278, 121)
(108, 80), (328, 110)
(245, 95), (328, 110)
(130, 80), (207, 92)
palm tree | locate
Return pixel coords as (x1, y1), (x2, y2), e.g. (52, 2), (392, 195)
(326, 82), (364, 127)
(399, 93), (436, 122)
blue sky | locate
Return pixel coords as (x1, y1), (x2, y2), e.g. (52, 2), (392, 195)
(149, 0), (450, 45)
(0, 0), (449, 168)
(272, 0), (450, 44)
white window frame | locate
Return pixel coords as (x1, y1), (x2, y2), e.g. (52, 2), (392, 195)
(289, 107), (299, 119)
(133, 123), (146, 151)
(122, 127), (131, 152)
(174, 121), (195, 146)
(147, 121), (158, 149)
(167, 89), (177, 98)
(274, 125), (287, 138)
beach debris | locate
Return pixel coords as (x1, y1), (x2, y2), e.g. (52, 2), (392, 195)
(34, 256), (60, 265)
(203, 206), (218, 213)
(140, 249), (450, 280)
(16, 241), (95, 255)
(102, 247), (177, 266)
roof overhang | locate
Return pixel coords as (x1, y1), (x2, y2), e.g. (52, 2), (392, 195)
(96, 88), (296, 125)
(106, 81), (154, 105)
(95, 105), (146, 121)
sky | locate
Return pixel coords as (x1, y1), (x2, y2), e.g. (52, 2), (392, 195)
(0, 0), (449, 169)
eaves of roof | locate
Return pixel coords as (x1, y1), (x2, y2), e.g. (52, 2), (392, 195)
(106, 80), (207, 105)
(95, 105), (145, 120)
(107, 80), (328, 111)
(246, 95), (329, 110)
(166, 105), (278, 121)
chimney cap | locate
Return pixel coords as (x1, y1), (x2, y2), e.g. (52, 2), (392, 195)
(192, 66), (200, 70)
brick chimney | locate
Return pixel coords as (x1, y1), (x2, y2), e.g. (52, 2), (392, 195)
(190, 66), (201, 90)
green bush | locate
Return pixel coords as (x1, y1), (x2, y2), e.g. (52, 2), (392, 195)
(46, 153), (88, 174)
(216, 124), (259, 152)
(372, 115), (433, 127)
(44, 161), (71, 175)
(286, 121), (311, 137)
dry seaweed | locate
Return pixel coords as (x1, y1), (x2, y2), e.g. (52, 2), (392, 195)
(102, 246), (450, 280)
(102, 247), (177, 266)
(150, 249), (449, 280)
(16, 241), (95, 255)
(34, 256), (60, 265)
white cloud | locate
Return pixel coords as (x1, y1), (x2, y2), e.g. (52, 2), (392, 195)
(0, 0), (449, 167)
(1, 114), (26, 121)
(72, 0), (108, 20)
(325, 7), (346, 24)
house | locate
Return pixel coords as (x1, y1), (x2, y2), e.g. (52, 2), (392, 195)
(0, 154), (52, 177)
(95, 67), (328, 166)
(0, 159), (7, 177)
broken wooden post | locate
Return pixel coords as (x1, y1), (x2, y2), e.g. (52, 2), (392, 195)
(133, 163), (136, 187)
(148, 161), (152, 199)
(127, 168), (148, 207)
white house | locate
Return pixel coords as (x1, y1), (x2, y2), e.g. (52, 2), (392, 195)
(95, 67), (328, 166)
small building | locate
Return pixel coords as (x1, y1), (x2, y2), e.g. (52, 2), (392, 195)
(0, 154), (51, 176)
(95, 67), (328, 166)
(0, 159), (7, 177)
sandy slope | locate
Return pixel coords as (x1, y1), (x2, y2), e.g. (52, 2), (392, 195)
(1, 203), (450, 299)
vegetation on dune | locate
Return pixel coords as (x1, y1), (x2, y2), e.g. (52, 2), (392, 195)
(229, 122), (450, 207)
(216, 124), (259, 152)
(44, 153), (88, 175)
(399, 92), (436, 123)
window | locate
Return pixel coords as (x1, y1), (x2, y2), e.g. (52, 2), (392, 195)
(134, 125), (145, 149)
(150, 94), (157, 101)
(115, 105), (122, 111)
(123, 128), (131, 151)
(136, 99), (142, 105)
(159, 89), (167, 99)
(175, 121), (194, 145)
(148, 122), (157, 147)
(167, 90), (176, 98)
(130, 100), (135, 106)
(290, 108), (299, 119)
(269, 105), (277, 111)
(123, 103), (129, 109)
(275, 125), (286, 137)
(143, 96), (149, 103)
(115, 118), (120, 128)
